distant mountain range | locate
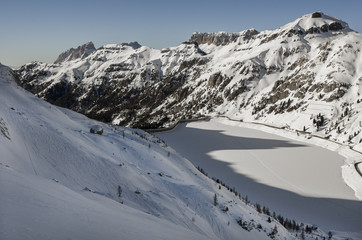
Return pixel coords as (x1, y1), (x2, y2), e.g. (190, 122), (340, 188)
(15, 12), (362, 148)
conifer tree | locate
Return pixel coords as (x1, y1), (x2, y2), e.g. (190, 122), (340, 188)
(213, 193), (218, 206)
(118, 185), (122, 198)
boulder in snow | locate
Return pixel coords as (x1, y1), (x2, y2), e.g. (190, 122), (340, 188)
(90, 125), (103, 135)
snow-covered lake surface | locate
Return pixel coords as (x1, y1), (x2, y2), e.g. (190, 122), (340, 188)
(156, 119), (362, 233)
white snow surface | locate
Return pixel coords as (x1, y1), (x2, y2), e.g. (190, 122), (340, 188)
(156, 118), (362, 238)
(0, 64), (297, 240)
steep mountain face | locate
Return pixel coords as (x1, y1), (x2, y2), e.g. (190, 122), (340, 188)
(1, 64), (297, 240)
(15, 12), (362, 146)
(54, 41), (96, 64)
(189, 29), (259, 46)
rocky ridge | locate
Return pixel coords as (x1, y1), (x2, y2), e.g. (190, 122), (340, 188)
(15, 12), (362, 148)
(189, 29), (259, 46)
(54, 41), (96, 64)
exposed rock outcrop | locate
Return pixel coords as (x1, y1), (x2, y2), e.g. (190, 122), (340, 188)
(311, 12), (322, 18)
(189, 29), (259, 46)
(54, 42), (96, 64)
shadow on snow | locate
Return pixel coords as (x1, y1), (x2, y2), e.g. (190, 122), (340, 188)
(157, 122), (362, 234)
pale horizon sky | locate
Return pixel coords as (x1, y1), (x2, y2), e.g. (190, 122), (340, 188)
(1, 0), (361, 67)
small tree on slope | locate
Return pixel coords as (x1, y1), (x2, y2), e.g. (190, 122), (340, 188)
(214, 193), (218, 206)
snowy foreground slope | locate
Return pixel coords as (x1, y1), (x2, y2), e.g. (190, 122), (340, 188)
(0, 64), (301, 239)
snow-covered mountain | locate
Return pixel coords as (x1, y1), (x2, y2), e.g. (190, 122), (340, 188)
(1, 64), (303, 239)
(15, 12), (362, 148)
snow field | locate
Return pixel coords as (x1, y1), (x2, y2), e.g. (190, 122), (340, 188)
(156, 118), (362, 238)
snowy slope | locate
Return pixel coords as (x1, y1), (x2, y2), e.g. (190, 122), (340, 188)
(0, 64), (299, 240)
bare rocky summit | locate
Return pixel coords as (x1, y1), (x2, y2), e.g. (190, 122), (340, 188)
(189, 29), (259, 46)
(54, 41), (96, 64)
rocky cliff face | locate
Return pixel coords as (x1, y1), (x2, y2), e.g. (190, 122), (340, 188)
(15, 12), (362, 146)
(189, 29), (259, 46)
(54, 41), (96, 64)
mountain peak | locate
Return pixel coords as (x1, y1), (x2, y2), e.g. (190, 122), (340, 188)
(281, 12), (351, 34)
(127, 41), (142, 49)
(54, 41), (96, 64)
(100, 41), (142, 51)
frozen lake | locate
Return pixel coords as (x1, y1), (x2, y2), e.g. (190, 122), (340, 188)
(156, 119), (362, 234)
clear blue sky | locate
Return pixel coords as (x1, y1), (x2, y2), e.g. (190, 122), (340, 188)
(1, 0), (361, 67)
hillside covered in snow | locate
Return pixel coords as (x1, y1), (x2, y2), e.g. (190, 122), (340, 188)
(0, 64), (308, 240)
(15, 12), (362, 150)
